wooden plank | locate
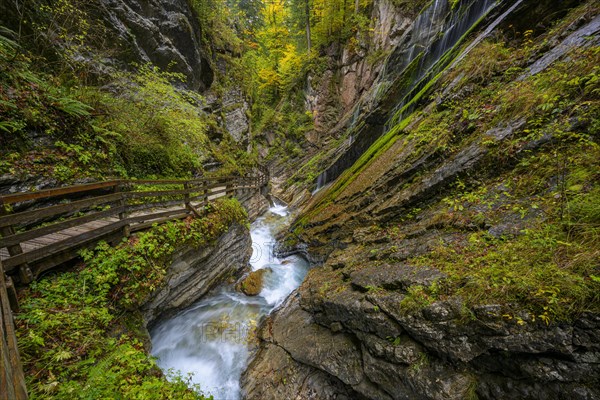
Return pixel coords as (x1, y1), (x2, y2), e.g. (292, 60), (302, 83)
(2, 220), (126, 271)
(189, 193), (208, 203)
(126, 199), (187, 214)
(204, 181), (234, 190)
(127, 176), (232, 185)
(126, 189), (190, 199)
(26, 237), (58, 246)
(0, 206), (125, 248)
(127, 208), (189, 225)
(126, 179), (190, 185)
(208, 187), (228, 200)
(0, 180), (120, 205)
(0, 193), (123, 228)
(130, 214), (189, 233)
(186, 204), (202, 218)
(62, 225), (92, 235)
(85, 220), (112, 229)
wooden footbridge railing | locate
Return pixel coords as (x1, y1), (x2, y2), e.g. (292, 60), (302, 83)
(1, 260), (27, 400)
(0, 167), (269, 399)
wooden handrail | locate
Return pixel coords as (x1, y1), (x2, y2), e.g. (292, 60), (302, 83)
(0, 192), (123, 228)
(0, 180), (122, 206)
(0, 176), (241, 206)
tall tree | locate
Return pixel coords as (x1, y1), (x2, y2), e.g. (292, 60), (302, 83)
(305, 0), (312, 52)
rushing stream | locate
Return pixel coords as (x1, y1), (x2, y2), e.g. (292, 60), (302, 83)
(150, 204), (310, 399)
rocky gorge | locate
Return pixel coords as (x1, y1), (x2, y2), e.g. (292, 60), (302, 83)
(142, 189), (269, 326)
(242, 0), (600, 399)
(1, 0), (598, 397)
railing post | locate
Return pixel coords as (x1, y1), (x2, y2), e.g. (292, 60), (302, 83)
(183, 181), (202, 217)
(203, 180), (209, 205)
(0, 207), (33, 284)
(184, 182), (191, 208)
(4, 277), (18, 313)
(226, 178), (234, 197)
(0, 260), (28, 399)
(114, 183), (130, 238)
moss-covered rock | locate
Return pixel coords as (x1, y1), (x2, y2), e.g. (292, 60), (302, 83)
(239, 268), (271, 296)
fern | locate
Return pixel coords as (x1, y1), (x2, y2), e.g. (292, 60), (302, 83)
(0, 27), (19, 61)
(0, 120), (24, 133)
(49, 95), (92, 117)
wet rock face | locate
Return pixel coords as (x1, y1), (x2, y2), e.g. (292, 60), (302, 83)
(99, 0), (213, 91)
(242, 264), (600, 400)
(237, 190), (270, 221)
(222, 88), (250, 143)
(142, 223), (251, 326)
(241, 293), (371, 400)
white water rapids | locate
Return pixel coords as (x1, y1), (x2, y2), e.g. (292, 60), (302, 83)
(150, 204), (310, 399)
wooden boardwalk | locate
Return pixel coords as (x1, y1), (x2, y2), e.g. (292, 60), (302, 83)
(0, 186), (227, 265)
(0, 174), (266, 283)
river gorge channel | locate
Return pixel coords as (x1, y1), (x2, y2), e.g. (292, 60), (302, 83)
(150, 204), (310, 399)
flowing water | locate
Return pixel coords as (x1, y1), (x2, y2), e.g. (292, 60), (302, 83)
(150, 204), (310, 400)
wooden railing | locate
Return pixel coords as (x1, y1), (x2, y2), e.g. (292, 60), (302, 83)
(1, 259), (27, 400)
(0, 170), (268, 284)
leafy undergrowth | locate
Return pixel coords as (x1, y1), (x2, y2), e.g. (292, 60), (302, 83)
(402, 105), (600, 321)
(0, 29), (254, 182)
(410, 194), (600, 323)
(16, 198), (247, 398)
(399, 21), (600, 321)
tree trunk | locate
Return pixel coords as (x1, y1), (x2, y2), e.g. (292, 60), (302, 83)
(305, 0), (312, 52)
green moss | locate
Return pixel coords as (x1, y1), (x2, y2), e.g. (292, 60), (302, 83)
(300, 114), (413, 223)
(297, 4), (600, 324)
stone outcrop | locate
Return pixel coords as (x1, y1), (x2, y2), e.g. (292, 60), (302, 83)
(0, 0), (213, 91)
(98, 0), (213, 91)
(242, 293), (369, 400)
(221, 88), (251, 143)
(141, 189), (268, 326)
(238, 189), (271, 221)
(238, 268), (271, 296)
(142, 222), (251, 326)
(242, 264), (600, 400)
(304, 0), (412, 135)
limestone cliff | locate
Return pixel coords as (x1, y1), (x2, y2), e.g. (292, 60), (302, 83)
(141, 222), (251, 326)
(0, 0), (213, 91)
(97, 0), (214, 91)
